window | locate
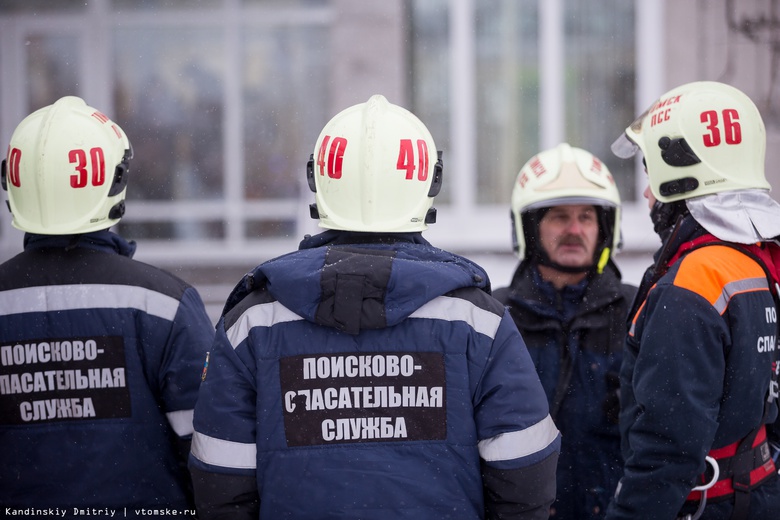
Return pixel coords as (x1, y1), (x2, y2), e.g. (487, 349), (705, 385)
(0, 0), (654, 270)
(408, 0), (647, 254)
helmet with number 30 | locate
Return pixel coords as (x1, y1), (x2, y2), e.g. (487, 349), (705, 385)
(2, 96), (132, 235)
(307, 94), (442, 233)
(611, 81), (769, 203)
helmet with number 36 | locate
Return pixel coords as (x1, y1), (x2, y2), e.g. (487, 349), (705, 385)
(611, 80), (769, 203)
(2, 96), (132, 235)
(306, 94), (442, 232)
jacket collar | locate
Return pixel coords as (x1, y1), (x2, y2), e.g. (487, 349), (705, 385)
(298, 230), (430, 250)
(23, 230), (137, 258)
(506, 259), (624, 317)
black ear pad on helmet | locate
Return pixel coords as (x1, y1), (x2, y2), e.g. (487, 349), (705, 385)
(596, 206), (616, 253)
(306, 154), (317, 193)
(427, 151), (443, 197)
(108, 147), (133, 197)
(1, 159), (7, 191)
(108, 200), (126, 220)
(520, 209), (547, 261)
(658, 136), (701, 167)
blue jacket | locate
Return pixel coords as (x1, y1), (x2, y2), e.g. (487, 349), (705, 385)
(189, 231), (561, 520)
(607, 217), (780, 519)
(494, 261), (635, 519)
(0, 231), (214, 511)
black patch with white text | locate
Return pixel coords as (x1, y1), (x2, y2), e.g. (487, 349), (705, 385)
(0, 336), (131, 425)
(280, 352), (446, 446)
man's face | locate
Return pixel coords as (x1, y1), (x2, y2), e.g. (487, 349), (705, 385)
(538, 204), (600, 268)
(643, 160), (656, 212)
(643, 183), (657, 211)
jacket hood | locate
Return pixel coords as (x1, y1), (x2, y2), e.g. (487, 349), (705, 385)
(225, 231), (491, 334)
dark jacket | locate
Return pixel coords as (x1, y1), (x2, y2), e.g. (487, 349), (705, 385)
(494, 260), (636, 519)
(189, 231), (561, 520)
(0, 231), (214, 512)
(606, 216), (780, 519)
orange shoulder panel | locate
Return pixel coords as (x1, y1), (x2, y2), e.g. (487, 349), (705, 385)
(673, 245), (768, 308)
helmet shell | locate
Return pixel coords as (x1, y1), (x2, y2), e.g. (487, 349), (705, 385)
(619, 81), (768, 203)
(511, 143), (621, 260)
(4, 96), (131, 234)
(308, 94), (440, 232)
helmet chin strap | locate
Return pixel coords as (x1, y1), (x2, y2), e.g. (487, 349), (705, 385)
(650, 199), (689, 242)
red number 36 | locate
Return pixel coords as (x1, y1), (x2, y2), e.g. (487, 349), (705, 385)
(700, 109), (742, 148)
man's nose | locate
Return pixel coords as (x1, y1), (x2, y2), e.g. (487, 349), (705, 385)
(564, 218), (583, 233)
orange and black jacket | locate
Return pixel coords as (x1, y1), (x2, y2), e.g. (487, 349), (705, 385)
(607, 217), (780, 519)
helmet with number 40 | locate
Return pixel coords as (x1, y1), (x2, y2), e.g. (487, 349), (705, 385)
(2, 96), (132, 235)
(307, 94), (442, 233)
(612, 81), (769, 203)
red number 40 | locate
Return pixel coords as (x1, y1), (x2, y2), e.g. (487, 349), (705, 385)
(700, 109), (741, 147)
(316, 135), (347, 179)
(397, 139), (429, 181)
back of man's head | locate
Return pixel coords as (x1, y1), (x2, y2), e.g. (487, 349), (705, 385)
(306, 94), (442, 233)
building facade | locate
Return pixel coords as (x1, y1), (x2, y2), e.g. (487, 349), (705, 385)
(1, 0), (777, 317)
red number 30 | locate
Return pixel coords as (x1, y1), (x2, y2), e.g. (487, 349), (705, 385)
(69, 147), (106, 188)
(700, 109), (742, 147)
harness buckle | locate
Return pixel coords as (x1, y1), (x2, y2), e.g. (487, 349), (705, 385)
(681, 456), (720, 520)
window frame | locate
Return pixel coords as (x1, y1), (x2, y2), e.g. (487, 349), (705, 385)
(0, 0), (661, 268)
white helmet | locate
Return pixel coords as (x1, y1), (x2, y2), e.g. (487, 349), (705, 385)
(2, 96), (132, 235)
(511, 143), (622, 270)
(306, 94), (442, 232)
(611, 81), (768, 203)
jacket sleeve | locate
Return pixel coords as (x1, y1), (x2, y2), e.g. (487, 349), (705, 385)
(476, 311), (561, 519)
(158, 286), (215, 441)
(189, 315), (260, 518)
(482, 452), (558, 520)
(190, 465), (258, 520)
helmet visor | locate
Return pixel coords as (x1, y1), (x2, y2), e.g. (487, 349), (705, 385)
(611, 132), (639, 159)
(611, 101), (656, 159)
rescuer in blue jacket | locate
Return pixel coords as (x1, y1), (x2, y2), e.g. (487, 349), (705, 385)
(493, 143), (636, 519)
(0, 96), (215, 513)
(608, 81), (780, 519)
(188, 94), (561, 520)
